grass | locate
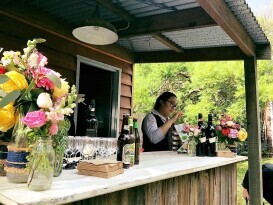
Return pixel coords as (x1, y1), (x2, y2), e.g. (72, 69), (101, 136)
(237, 157), (273, 205)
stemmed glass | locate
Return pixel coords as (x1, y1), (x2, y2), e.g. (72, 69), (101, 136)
(64, 136), (74, 164)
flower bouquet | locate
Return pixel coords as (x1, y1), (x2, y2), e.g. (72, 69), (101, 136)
(174, 123), (200, 155)
(0, 39), (83, 189)
(216, 114), (247, 152)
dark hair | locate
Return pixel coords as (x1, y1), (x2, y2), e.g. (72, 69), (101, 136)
(154, 92), (177, 110)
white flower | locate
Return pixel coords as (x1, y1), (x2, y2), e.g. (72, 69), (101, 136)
(226, 120), (234, 127)
(70, 103), (76, 108)
(28, 53), (39, 68)
(37, 93), (53, 109)
(61, 108), (73, 115)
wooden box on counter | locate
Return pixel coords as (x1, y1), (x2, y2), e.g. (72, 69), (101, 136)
(77, 160), (124, 178)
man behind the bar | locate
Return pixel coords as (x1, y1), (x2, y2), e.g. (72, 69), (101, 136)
(242, 163), (273, 204)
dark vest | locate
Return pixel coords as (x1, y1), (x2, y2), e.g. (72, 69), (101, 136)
(142, 114), (172, 152)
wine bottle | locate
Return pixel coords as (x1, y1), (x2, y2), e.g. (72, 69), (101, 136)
(206, 114), (216, 157)
(196, 113), (206, 156)
(133, 118), (140, 165)
(117, 113), (130, 169)
(128, 117), (135, 167)
(85, 99), (98, 137)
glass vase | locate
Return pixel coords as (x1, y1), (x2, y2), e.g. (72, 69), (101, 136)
(27, 137), (55, 191)
(0, 141), (8, 176)
(5, 107), (30, 183)
(227, 143), (237, 154)
(187, 138), (197, 157)
(53, 149), (64, 177)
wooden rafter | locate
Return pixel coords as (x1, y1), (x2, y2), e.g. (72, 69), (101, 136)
(98, 0), (184, 52)
(151, 33), (184, 53)
(114, 7), (216, 37)
(196, 0), (255, 56)
(134, 44), (271, 63)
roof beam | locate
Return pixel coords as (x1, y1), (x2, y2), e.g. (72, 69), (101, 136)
(196, 0), (255, 56)
(114, 7), (216, 37)
(134, 44), (271, 63)
(98, 0), (184, 52)
(151, 33), (184, 52)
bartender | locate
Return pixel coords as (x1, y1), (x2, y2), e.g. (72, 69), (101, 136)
(141, 92), (183, 152)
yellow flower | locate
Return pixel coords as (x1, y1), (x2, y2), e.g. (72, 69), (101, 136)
(53, 79), (70, 98)
(238, 128), (248, 141)
(0, 103), (16, 132)
(0, 71), (28, 93)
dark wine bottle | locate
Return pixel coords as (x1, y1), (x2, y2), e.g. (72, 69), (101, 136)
(128, 117), (135, 167)
(196, 113), (206, 156)
(117, 113), (130, 169)
(133, 118), (140, 165)
(85, 99), (98, 137)
(206, 114), (216, 157)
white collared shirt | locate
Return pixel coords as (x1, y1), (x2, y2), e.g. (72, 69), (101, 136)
(142, 109), (169, 144)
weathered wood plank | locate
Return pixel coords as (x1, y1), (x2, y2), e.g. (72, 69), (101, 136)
(244, 57), (263, 205)
(120, 96), (131, 109)
(121, 73), (132, 86)
(71, 163), (237, 205)
(121, 84), (132, 98)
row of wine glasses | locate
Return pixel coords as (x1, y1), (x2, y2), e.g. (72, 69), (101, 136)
(64, 136), (118, 164)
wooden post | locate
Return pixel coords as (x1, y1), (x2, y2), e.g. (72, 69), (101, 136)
(244, 56), (263, 204)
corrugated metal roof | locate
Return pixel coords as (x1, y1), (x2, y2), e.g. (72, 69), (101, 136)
(163, 26), (235, 49)
(25, 0), (269, 52)
(225, 0), (268, 44)
(117, 0), (268, 51)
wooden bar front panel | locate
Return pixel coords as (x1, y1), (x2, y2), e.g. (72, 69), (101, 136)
(70, 163), (237, 205)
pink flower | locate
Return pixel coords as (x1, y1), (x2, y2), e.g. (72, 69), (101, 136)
(216, 125), (222, 131)
(37, 77), (54, 90)
(22, 111), (46, 128)
(32, 67), (55, 90)
(233, 123), (240, 129)
(37, 52), (48, 67)
(49, 124), (58, 135)
(228, 129), (239, 138)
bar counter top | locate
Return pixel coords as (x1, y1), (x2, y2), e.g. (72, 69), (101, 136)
(0, 151), (247, 205)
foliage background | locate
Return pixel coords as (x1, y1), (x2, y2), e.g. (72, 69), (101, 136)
(133, 11), (273, 128)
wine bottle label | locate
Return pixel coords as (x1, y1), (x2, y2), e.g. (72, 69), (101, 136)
(129, 143), (135, 166)
(124, 125), (129, 130)
(200, 137), (206, 143)
(123, 143), (133, 165)
(209, 137), (216, 143)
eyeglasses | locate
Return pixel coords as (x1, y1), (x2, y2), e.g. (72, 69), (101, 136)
(167, 100), (178, 109)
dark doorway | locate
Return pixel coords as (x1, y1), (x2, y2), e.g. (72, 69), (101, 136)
(75, 57), (120, 137)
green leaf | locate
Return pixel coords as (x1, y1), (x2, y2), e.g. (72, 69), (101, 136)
(0, 74), (9, 84)
(0, 90), (20, 108)
(31, 88), (44, 100)
(18, 79), (35, 102)
(28, 101), (39, 112)
(46, 74), (61, 89)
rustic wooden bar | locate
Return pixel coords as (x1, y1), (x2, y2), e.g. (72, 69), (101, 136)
(0, 151), (246, 205)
